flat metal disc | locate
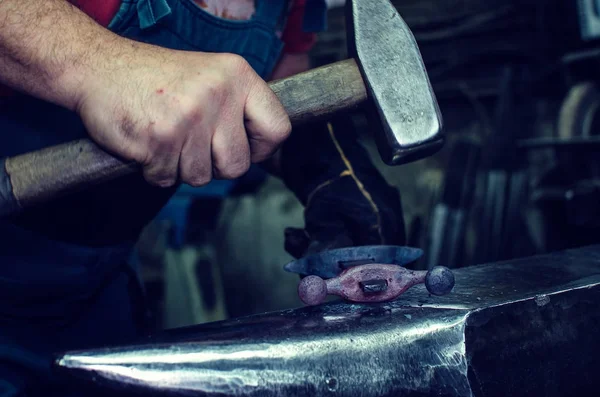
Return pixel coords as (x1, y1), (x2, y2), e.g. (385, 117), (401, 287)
(284, 246), (423, 279)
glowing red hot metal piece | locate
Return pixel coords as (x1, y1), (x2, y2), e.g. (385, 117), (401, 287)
(298, 264), (455, 306)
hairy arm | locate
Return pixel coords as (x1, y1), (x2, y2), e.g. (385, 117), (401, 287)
(0, 0), (290, 187)
(0, 0), (126, 110)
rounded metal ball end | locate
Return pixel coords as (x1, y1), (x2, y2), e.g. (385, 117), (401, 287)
(298, 275), (328, 306)
(425, 266), (455, 296)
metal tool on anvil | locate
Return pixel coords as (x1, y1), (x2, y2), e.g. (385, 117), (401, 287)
(283, 246), (455, 305)
(54, 245), (600, 396)
(0, 0), (443, 217)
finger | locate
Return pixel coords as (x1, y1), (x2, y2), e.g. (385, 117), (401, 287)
(244, 79), (291, 163)
(211, 118), (251, 180)
(141, 129), (183, 187)
(179, 124), (213, 187)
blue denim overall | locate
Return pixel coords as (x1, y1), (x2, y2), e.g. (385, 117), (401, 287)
(0, 1), (289, 395)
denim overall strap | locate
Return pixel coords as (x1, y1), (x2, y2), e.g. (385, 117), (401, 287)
(250, 0), (290, 77)
(254, 0), (290, 30)
(137, 0), (172, 29)
(109, 0), (289, 79)
(128, 0), (290, 31)
(302, 0), (328, 32)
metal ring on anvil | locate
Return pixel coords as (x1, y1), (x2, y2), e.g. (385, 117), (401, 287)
(283, 245), (424, 279)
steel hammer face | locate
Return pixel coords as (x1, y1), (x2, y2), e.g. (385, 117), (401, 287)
(347, 0), (444, 165)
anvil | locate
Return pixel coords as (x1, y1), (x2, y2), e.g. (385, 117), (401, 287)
(55, 245), (600, 396)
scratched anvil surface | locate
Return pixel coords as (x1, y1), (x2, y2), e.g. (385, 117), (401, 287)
(56, 245), (600, 397)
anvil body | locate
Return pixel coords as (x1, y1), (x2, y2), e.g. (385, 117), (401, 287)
(56, 245), (600, 396)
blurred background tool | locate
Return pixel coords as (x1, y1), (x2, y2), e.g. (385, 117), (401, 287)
(425, 139), (480, 269)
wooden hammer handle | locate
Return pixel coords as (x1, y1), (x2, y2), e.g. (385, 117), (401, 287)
(0, 59), (366, 216)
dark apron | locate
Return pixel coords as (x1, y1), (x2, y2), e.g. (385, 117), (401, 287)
(0, 0), (288, 395)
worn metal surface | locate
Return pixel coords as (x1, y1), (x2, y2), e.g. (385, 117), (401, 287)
(284, 245), (423, 278)
(348, 0), (444, 165)
(55, 245), (600, 396)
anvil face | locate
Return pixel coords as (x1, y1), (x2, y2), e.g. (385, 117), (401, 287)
(55, 246), (600, 396)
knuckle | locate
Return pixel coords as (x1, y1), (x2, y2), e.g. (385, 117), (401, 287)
(147, 127), (178, 157)
(178, 97), (203, 122)
(279, 118), (292, 140)
(222, 53), (250, 74)
(203, 78), (222, 94)
(218, 158), (250, 179)
(255, 119), (291, 159)
(145, 171), (177, 188)
(151, 125), (177, 143)
(266, 117), (292, 143)
(181, 157), (212, 187)
(187, 174), (212, 187)
(117, 142), (145, 163)
(212, 134), (251, 179)
(155, 178), (177, 188)
(200, 78), (228, 108)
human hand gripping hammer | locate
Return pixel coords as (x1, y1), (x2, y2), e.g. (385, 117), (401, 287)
(0, 0), (443, 216)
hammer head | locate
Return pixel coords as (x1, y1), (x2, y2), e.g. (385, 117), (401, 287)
(347, 0), (444, 165)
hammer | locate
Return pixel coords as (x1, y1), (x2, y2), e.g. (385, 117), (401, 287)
(0, 0), (443, 217)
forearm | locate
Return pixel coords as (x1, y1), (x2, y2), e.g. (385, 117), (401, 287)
(0, 0), (126, 110)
